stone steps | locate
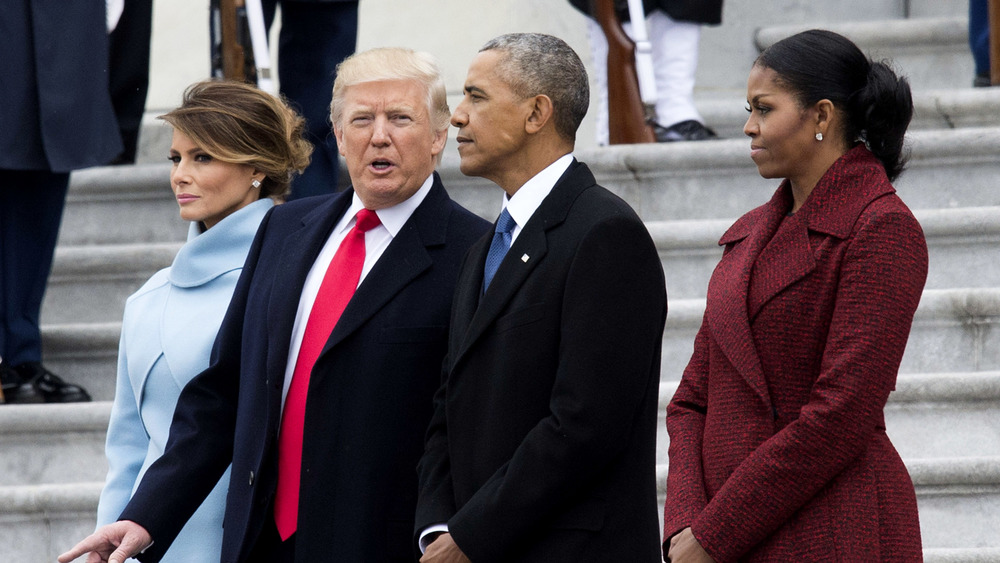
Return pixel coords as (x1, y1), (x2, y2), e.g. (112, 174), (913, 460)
(40, 322), (120, 403)
(441, 127), (1000, 222)
(8, 459), (992, 560)
(45, 242), (180, 325)
(0, 482), (101, 563)
(62, 126), (1000, 244)
(61, 163), (185, 246)
(8, 373), (995, 490)
(662, 287), (1000, 382)
(701, 88), (1000, 140)
(652, 205), (1000, 299)
(4, 380), (996, 557)
(651, 456), (1000, 552)
(756, 17), (973, 92)
(44, 204), (999, 324)
(656, 371), (1000, 463)
(0, 403), (110, 487)
(908, 0), (968, 18)
(36, 287), (1000, 403)
(9, 479), (993, 561)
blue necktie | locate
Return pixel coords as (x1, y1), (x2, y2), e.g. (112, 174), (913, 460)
(483, 208), (515, 293)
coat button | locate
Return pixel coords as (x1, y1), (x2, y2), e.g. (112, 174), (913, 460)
(249, 471), (255, 486)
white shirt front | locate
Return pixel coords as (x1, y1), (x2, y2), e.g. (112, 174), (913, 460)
(280, 174), (434, 413)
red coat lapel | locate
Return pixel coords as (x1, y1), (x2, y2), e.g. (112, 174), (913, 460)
(707, 145), (895, 412)
(707, 188), (786, 410)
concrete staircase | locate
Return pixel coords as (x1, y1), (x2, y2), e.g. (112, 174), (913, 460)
(5, 6), (1000, 563)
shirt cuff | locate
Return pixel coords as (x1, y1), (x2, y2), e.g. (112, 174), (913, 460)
(418, 524), (449, 553)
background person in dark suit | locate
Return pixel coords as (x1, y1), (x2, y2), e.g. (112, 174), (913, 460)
(664, 30), (925, 562)
(59, 46), (489, 563)
(416, 33), (667, 563)
(0, 0), (122, 403)
(260, 0), (358, 199)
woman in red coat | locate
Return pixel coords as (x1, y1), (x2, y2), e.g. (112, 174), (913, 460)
(663, 29), (927, 562)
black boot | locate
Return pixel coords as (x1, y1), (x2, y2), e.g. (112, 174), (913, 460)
(10, 362), (91, 403)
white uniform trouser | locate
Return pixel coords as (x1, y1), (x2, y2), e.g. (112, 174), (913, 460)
(587, 10), (702, 145)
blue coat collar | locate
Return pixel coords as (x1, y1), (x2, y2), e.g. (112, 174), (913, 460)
(169, 198), (274, 288)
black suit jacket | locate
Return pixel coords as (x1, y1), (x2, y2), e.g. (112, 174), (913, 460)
(416, 161), (667, 562)
(121, 174), (489, 562)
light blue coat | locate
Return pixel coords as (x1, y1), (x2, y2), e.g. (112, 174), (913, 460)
(97, 198), (273, 563)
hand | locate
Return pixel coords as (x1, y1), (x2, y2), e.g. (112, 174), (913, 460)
(667, 527), (714, 563)
(420, 532), (471, 563)
(57, 520), (153, 563)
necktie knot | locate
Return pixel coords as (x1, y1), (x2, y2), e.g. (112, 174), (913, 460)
(355, 208), (381, 233)
(495, 208), (515, 235)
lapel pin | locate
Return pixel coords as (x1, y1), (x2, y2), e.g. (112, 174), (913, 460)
(521, 254), (529, 262)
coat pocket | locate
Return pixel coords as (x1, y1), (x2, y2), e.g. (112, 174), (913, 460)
(379, 325), (447, 343)
(495, 302), (546, 333)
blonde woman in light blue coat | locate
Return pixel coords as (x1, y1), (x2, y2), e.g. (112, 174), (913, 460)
(97, 81), (311, 563)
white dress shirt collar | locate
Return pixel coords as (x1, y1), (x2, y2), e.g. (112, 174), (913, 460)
(340, 172), (435, 236)
(501, 153), (573, 243)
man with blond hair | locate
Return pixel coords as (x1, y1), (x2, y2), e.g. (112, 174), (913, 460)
(61, 47), (489, 563)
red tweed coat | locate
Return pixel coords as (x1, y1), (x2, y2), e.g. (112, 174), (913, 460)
(664, 146), (927, 562)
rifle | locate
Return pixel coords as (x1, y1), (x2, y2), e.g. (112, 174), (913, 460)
(593, 0), (655, 144)
(991, 0), (1000, 85)
(210, 0), (275, 93)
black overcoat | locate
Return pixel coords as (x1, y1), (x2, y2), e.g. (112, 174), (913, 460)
(416, 161), (667, 562)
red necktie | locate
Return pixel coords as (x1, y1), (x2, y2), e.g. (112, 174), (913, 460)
(274, 208), (381, 540)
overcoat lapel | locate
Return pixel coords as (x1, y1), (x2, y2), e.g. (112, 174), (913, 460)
(452, 236), (490, 341)
(746, 203), (816, 321)
(708, 187), (786, 409)
(452, 161), (592, 366)
(318, 180), (450, 355)
(748, 147), (896, 321)
(265, 191), (352, 385)
(708, 146), (896, 409)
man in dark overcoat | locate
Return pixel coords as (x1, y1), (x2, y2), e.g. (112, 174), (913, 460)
(416, 33), (667, 563)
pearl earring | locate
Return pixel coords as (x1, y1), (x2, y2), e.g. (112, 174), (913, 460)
(815, 133), (823, 141)
(251, 179), (262, 189)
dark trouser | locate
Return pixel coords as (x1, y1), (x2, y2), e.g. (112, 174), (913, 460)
(261, 0), (359, 199)
(108, 0), (153, 164)
(0, 169), (69, 366)
(970, 0), (991, 77)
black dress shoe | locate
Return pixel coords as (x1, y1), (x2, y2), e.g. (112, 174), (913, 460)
(1, 362), (44, 403)
(10, 362), (91, 403)
(653, 119), (719, 142)
(974, 72), (993, 88)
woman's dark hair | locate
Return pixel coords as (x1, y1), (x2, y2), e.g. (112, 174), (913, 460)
(755, 29), (913, 181)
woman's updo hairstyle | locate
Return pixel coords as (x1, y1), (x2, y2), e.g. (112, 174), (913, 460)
(755, 29), (913, 181)
(160, 80), (313, 200)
